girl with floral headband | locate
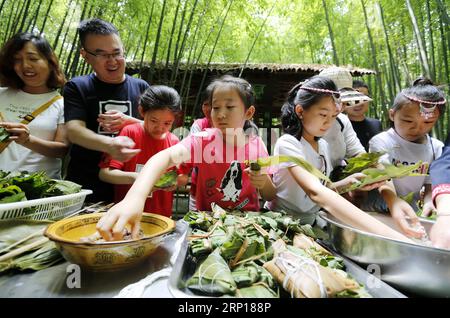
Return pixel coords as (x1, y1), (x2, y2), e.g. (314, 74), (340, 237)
(369, 77), (446, 238)
(267, 76), (382, 225)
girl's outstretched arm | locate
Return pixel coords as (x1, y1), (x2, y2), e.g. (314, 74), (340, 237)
(97, 143), (190, 241)
(287, 165), (411, 243)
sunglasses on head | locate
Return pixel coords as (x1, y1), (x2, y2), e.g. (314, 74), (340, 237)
(300, 87), (342, 112)
(402, 93), (446, 119)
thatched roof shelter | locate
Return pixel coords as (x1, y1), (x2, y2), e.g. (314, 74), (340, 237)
(126, 61), (375, 128)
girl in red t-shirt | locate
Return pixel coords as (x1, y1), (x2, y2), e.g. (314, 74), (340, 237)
(96, 75), (276, 240)
(98, 85), (188, 217)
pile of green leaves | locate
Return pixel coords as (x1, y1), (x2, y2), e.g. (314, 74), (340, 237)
(0, 170), (82, 204)
(183, 207), (369, 298)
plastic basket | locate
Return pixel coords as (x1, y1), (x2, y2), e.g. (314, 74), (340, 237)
(0, 189), (93, 221)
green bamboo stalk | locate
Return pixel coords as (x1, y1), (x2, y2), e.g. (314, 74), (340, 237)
(239, 0), (277, 77)
(180, 1), (210, 117)
(139, 1), (156, 73)
(172, 0), (200, 86)
(406, 0), (431, 78)
(191, 0), (235, 119)
(65, 0), (90, 76)
(6, 0), (22, 40)
(53, 0), (74, 49)
(25, 1), (40, 32)
(17, 0), (31, 33)
(170, 0), (188, 84)
(164, 0), (182, 84)
(39, 0), (55, 35)
(426, 0), (436, 81)
(148, 0), (168, 84)
(322, 0), (339, 66)
(377, 2), (401, 92)
(2, 1), (13, 43)
(361, 0), (386, 111)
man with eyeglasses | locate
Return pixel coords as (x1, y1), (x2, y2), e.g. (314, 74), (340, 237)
(63, 18), (149, 202)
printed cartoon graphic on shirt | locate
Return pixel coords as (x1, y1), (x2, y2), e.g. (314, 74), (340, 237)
(98, 100), (132, 134)
(219, 161), (243, 202)
(391, 158), (430, 175)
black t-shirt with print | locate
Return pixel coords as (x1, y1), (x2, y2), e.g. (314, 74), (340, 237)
(63, 73), (149, 202)
(350, 117), (383, 151)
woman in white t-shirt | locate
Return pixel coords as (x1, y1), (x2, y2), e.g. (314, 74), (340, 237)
(0, 32), (68, 178)
(369, 77), (446, 238)
(264, 77), (406, 242)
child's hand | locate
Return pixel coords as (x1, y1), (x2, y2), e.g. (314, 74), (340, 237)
(334, 173), (385, 192)
(96, 199), (144, 241)
(421, 200), (436, 217)
(332, 173), (365, 190)
(108, 136), (141, 162)
(430, 216), (450, 249)
(390, 198), (426, 239)
(98, 110), (133, 133)
(244, 167), (268, 190)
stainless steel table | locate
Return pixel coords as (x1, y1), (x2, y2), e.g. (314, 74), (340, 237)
(0, 221), (188, 298)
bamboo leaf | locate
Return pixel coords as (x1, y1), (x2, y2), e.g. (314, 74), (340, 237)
(245, 155), (331, 184)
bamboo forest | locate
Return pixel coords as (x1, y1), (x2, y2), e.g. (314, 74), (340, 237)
(0, 0), (448, 137)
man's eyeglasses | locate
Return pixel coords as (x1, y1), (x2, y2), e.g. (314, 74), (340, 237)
(83, 48), (125, 61)
(300, 86), (342, 111)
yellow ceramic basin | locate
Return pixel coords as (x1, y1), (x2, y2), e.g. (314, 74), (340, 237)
(44, 212), (175, 271)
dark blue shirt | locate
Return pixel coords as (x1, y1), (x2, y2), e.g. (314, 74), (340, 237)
(350, 117), (383, 151)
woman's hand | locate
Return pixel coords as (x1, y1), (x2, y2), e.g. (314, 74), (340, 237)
(96, 199), (144, 241)
(390, 198), (426, 239)
(0, 122), (30, 145)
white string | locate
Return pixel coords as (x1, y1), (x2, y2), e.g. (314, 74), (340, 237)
(276, 251), (327, 298)
(197, 260), (227, 293)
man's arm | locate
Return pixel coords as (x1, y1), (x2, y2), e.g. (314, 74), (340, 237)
(66, 120), (140, 162)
